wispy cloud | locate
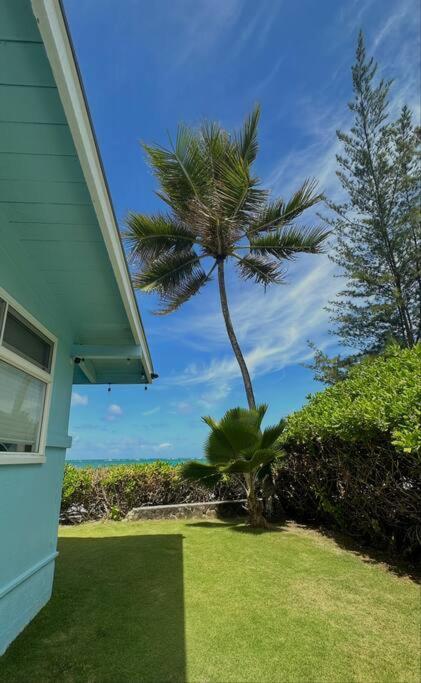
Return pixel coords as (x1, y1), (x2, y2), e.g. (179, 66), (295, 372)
(269, 0), (419, 203)
(170, 401), (193, 415)
(163, 256), (341, 395)
(170, 0), (242, 68)
(71, 392), (88, 407)
(230, 2), (282, 59)
(198, 382), (231, 409)
(370, 0), (420, 118)
(254, 55), (284, 95)
(142, 406), (161, 416)
(156, 442), (172, 450)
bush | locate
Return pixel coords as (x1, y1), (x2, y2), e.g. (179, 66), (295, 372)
(276, 345), (421, 557)
(61, 461), (243, 523)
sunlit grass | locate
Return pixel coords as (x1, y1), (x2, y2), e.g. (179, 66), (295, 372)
(1, 519), (419, 682)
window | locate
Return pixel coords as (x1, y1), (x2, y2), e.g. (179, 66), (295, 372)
(0, 360), (46, 453)
(3, 307), (53, 372)
(0, 290), (56, 465)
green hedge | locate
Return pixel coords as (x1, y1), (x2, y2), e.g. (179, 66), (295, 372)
(61, 461), (243, 522)
(276, 345), (421, 557)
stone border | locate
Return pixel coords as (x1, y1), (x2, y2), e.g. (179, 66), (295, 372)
(126, 499), (247, 521)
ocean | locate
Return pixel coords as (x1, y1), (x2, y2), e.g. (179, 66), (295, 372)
(66, 458), (192, 468)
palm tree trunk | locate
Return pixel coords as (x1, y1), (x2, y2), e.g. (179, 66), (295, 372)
(217, 258), (256, 409)
(244, 473), (268, 528)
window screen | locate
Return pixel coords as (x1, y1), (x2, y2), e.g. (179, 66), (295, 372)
(2, 307), (53, 372)
(0, 359), (46, 454)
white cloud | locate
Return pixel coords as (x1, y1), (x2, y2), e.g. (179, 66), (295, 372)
(106, 403), (123, 421)
(71, 392), (88, 407)
(142, 406), (161, 416)
(108, 403), (123, 415)
(138, 441), (172, 452)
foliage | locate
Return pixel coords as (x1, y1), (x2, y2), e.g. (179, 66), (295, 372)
(324, 32), (421, 357)
(181, 405), (285, 527)
(61, 461), (242, 523)
(304, 341), (361, 385)
(277, 345), (421, 556)
(2, 520), (419, 683)
(126, 105), (328, 408)
(284, 344), (420, 448)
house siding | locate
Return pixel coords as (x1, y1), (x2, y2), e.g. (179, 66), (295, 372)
(0, 0), (151, 654)
(0, 235), (73, 655)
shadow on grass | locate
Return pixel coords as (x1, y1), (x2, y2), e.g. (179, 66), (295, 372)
(187, 517), (287, 535)
(292, 520), (421, 583)
(0, 534), (186, 682)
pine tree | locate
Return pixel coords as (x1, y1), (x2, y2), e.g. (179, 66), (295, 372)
(312, 32), (420, 383)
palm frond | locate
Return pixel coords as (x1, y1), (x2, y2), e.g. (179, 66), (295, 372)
(260, 420), (286, 448)
(124, 213), (197, 261)
(247, 179), (323, 235)
(280, 179), (324, 222)
(234, 254), (284, 286)
(202, 415), (219, 430)
(204, 406), (265, 465)
(133, 250), (203, 294)
(235, 104), (261, 165)
(249, 226), (330, 260)
(204, 426), (238, 465)
(143, 129), (209, 216)
(200, 121), (228, 167)
(213, 147), (267, 222)
(249, 448), (277, 468)
(180, 460), (221, 488)
(220, 406), (265, 433)
(222, 458), (254, 474)
(154, 269), (211, 315)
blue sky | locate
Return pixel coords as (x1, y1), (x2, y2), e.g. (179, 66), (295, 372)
(63, 0), (420, 460)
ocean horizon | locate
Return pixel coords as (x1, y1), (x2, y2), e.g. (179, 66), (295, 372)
(66, 457), (195, 468)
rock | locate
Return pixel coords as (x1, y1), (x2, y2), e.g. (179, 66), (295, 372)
(60, 504), (89, 525)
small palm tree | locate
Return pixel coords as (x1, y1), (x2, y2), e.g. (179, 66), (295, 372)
(126, 105), (328, 408)
(181, 404), (284, 528)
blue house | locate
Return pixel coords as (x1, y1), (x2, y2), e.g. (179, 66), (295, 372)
(0, 0), (154, 653)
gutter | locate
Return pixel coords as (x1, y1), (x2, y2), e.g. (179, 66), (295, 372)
(31, 0), (154, 382)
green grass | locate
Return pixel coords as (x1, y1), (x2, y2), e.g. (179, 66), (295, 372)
(1, 520), (419, 683)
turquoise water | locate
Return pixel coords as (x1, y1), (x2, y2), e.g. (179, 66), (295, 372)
(66, 458), (192, 468)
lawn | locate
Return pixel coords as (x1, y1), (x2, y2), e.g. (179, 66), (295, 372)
(1, 520), (419, 683)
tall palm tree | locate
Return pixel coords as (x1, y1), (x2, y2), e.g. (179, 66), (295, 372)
(125, 106), (328, 408)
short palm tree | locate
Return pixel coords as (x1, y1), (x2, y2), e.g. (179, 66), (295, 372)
(181, 404), (284, 527)
(125, 105), (328, 408)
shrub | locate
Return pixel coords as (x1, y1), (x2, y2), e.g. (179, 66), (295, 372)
(275, 345), (421, 557)
(61, 461), (243, 523)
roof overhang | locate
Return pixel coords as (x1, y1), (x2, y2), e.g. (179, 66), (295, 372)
(31, 0), (154, 383)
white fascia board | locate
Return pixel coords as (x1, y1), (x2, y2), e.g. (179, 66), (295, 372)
(31, 0), (153, 382)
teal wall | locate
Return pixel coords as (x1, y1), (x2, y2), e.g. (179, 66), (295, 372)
(0, 229), (73, 655)
(0, 1), (147, 654)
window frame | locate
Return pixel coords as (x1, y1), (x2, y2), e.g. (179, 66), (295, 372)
(0, 287), (57, 465)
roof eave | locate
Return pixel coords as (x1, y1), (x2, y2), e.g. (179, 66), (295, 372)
(31, 0), (154, 383)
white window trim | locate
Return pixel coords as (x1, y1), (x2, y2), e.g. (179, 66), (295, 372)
(0, 287), (57, 465)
